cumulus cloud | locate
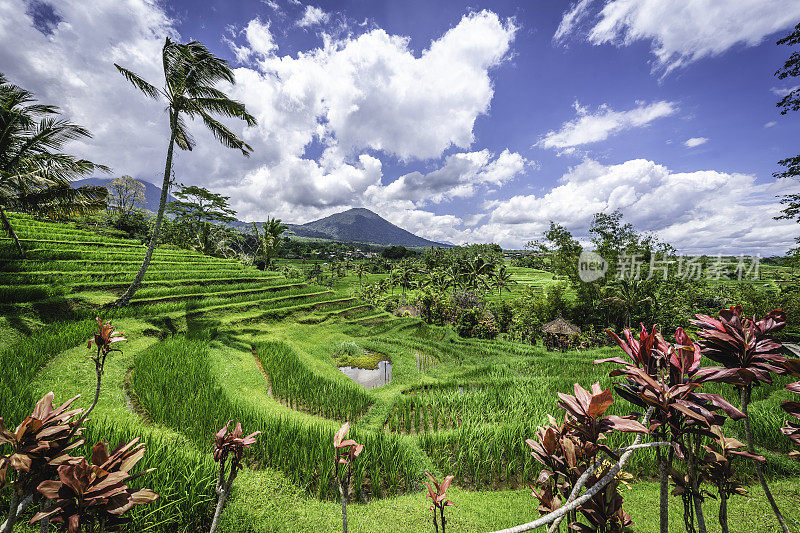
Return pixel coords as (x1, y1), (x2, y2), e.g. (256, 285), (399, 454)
(0, 1), (518, 246)
(296, 5), (329, 28)
(0, 0), (176, 177)
(233, 9), (517, 161)
(684, 137), (708, 148)
(372, 149), (526, 206)
(555, 0), (800, 75)
(482, 158), (796, 254)
(537, 100), (677, 151)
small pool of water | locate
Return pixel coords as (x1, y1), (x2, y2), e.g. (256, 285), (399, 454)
(339, 360), (392, 389)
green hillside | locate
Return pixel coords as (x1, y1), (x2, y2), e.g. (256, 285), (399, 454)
(1, 214), (799, 533)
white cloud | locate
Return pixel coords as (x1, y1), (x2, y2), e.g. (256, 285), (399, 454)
(481, 158), (797, 254)
(537, 100), (677, 150)
(372, 149), (526, 206)
(0, 1), (517, 244)
(231, 9), (517, 163)
(684, 137), (708, 148)
(0, 0), (176, 178)
(764, 121), (777, 128)
(262, 0), (280, 11)
(555, 0), (800, 75)
(771, 85), (800, 97)
(297, 5), (329, 27)
(553, 0), (594, 43)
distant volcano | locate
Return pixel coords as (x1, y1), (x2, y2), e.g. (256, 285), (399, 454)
(284, 208), (448, 248)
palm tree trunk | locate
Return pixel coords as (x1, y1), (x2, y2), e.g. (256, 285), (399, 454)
(0, 206), (23, 258)
(116, 127), (177, 306)
(740, 386), (790, 533)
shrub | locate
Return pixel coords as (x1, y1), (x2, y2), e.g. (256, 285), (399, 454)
(455, 307), (482, 338)
(472, 314), (499, 340)
(333, 341), (362, 359)
(488, 301), (513, 333)
(450, 291), (484, 312)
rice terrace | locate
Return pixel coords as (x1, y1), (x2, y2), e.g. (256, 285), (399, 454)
(2, 1), (800, 532)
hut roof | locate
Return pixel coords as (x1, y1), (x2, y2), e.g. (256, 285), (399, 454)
(542, 317), (580, 336)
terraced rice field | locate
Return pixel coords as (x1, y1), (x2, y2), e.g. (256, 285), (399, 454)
(2, 213), (799, 532)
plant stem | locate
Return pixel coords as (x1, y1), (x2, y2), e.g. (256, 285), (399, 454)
(1, 489), (20, 533)
(210, 455), (236, 533)
(690, 435), (707, 533)
(338, 477), (348, 533)
(739, 385), (790, 533)
(658, 443), (670, 533)
(718, 485), (729, 533)
(116, 125), (177, 306)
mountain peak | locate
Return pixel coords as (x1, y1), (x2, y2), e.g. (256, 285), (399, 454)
(290, 208), (446, 247)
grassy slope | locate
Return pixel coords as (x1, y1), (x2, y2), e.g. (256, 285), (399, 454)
(2, 214), (799, 532)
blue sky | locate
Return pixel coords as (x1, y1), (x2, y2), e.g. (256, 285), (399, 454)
(2, 0), (800, 252)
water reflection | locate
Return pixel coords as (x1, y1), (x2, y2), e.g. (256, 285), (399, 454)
(339, 360), (392, 389)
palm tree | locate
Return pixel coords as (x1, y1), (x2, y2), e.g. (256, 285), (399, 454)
(462, 256), (495, 292)
(253, 216), (288, 270)
(396, 263), (417, 293)
(354, 263), (366, 288)
(0, 74), (109, 257)
(114, 38), (256, 306)
(491, 264), (516, 299)
(601, 278), (653, 329)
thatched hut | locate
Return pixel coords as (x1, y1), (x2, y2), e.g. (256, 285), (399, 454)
(542, 317), (581, 351)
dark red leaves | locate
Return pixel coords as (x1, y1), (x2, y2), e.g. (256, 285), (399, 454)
(30, 440), (157, 532)
(691, 306), (787, 386)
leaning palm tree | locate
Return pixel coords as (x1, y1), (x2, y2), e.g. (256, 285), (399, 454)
(0, 73), (109, 257)
(114, 38), (256, 306)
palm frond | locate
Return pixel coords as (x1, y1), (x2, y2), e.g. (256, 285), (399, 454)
(191, 97), (256, 126)
(173, 114), (195, 151)
(13, 183), (108, 220)
(114, 64), (160, 99)
(197, 110), (252, 156)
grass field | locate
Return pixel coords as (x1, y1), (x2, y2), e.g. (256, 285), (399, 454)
(1, 213), (798, 532)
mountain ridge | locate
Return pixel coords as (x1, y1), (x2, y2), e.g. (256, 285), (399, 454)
(73, 178), (447, 248)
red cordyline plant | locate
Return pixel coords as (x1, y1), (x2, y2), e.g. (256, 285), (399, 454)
(333, 422), (363, 533)
(691, 306), (790, 533)
(1, 319), (128, 533)
(599, 325), (745, 533)
(526, 383), (647, 532)
(781, 357), (800, 460)
(30, 439), (158, 533)
(209, 421), (260, 533)
(0, 392), (85, 533)
(424, 471), (453, 533)
(79, 319), (126, 435)
(699, 425), (765, 533)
